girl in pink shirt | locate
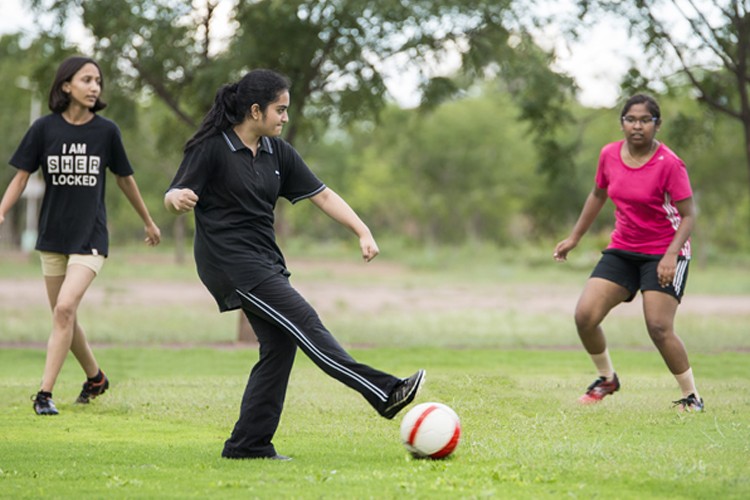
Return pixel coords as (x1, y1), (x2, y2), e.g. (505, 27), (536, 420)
(554, 94), (703, 412)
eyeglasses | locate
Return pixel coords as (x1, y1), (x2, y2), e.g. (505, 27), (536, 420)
(621, 116), (658, 125)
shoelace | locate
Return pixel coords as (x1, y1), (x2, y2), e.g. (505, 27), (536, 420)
(672, 395), (699, 408)
(83, 377), (106, 393)
(586, 377), (606, 391)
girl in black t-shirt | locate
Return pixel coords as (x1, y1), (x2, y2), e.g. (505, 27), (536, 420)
(165, 69), (424, 460)
(0, 56), (161, 415)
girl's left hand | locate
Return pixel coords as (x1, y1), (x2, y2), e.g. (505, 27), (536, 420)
(145, 222), (161, 246)
(657, 254), (677, 288)
(360, 235), (379, 262)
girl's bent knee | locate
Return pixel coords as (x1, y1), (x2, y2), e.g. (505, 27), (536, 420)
(52, 303), (77, 325)
(574, 309), (597, 331)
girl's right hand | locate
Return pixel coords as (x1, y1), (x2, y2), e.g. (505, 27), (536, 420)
(165, 188), (199, 214)
(553, 238), (577, 262)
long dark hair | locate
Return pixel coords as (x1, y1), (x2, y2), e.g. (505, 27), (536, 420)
(48, 56), (107, 113)
(184, 69), (291, 151)
(620, 93), (661, 124)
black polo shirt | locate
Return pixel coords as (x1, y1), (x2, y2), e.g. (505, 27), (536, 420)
(168, 130), (325, 311)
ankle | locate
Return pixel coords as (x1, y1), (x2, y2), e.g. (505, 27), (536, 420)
(88, 369), (104, 383)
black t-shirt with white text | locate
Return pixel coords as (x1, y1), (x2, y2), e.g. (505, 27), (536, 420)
(167, 130), (325, 311)
(10, 113), (134, 256)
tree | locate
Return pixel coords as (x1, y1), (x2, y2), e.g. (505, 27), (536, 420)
(29, 0), (530, 142)
(25, 0), (546, 251)
(0, 33), (79, 248)
(574, 0), (750, 198)
(22, 0), (581, 338)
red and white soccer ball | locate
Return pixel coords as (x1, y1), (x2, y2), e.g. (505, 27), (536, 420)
(400, 402), (461, 459)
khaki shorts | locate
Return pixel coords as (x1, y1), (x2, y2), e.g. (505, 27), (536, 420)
(40, 252), (105, 277)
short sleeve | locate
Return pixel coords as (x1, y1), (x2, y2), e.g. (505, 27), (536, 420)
(275, 140), (325, 204)
(594, 145), (610, 190)
(665, 159), (692, 202)
(107, 123), (135, 176)
(9, 119), (44, 173)
(167, 141), (215, 196)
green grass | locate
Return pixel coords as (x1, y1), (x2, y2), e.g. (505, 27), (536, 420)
(1, 247), (749, 498)
(0, 348), (748, 499)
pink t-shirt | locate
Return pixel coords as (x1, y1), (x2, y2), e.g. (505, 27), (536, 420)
(595, 140), (693, 257)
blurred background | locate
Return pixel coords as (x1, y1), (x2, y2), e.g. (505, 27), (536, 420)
(1, 0), (748, 264)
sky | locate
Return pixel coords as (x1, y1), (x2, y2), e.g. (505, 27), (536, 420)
(0, 0), (637, 109)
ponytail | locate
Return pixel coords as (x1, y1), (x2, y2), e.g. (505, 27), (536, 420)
(184, 83), (241, 151)
(184, 69), (291, 151)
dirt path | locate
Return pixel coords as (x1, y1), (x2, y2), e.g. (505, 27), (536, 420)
(1, 259), (748, 318)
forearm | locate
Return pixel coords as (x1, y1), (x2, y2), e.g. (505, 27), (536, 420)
(665, 218), (693, 256)
(164, 190), (178, 214)
(0, 171), (31, 222)
(665, 200), (696, 256)
(311, 188), (371, 238)
(116, 175), (155, 225)
(568, 190), (607, 242)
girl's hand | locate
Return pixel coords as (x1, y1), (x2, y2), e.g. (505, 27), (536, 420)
(553, 238), (577, 262)
(144, 221), (161, 246)
(359, 234), (380, 262)
(165, 188), (199, 214)
(657, 253), (678, 288)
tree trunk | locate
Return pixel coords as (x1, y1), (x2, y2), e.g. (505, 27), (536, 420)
(173, 215), (186, 265)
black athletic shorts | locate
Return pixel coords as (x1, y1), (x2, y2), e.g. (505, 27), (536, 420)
(590, 249), (689, 303)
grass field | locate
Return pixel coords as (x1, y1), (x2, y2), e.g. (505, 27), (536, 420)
(1, 245), (749, 498)
(1, 348), (748, 499)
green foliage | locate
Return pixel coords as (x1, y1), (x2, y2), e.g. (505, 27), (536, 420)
(0, 33), (77, 248)
(297, 92), (539, 245)
(3, 1), (749, 254)
(27, 0), (526, 147)
(0, 35), (32, 246)
(448, 30), (583, 233)
(573, 0), (750, 200)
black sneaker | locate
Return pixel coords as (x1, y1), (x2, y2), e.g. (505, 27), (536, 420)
(672, 393), (705, 412)
(381, 369), (425, 419)
(76, 370), (109, 404)
(32, 392), (59, 415)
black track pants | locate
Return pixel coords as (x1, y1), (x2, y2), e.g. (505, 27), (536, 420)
(221, 273), (400, 459)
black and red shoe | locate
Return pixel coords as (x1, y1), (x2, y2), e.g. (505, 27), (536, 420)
(76, 370), (109, 404)
(578, 373), (620, 404)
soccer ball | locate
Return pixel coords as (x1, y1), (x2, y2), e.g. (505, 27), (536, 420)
(400, 402), (461, 459)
